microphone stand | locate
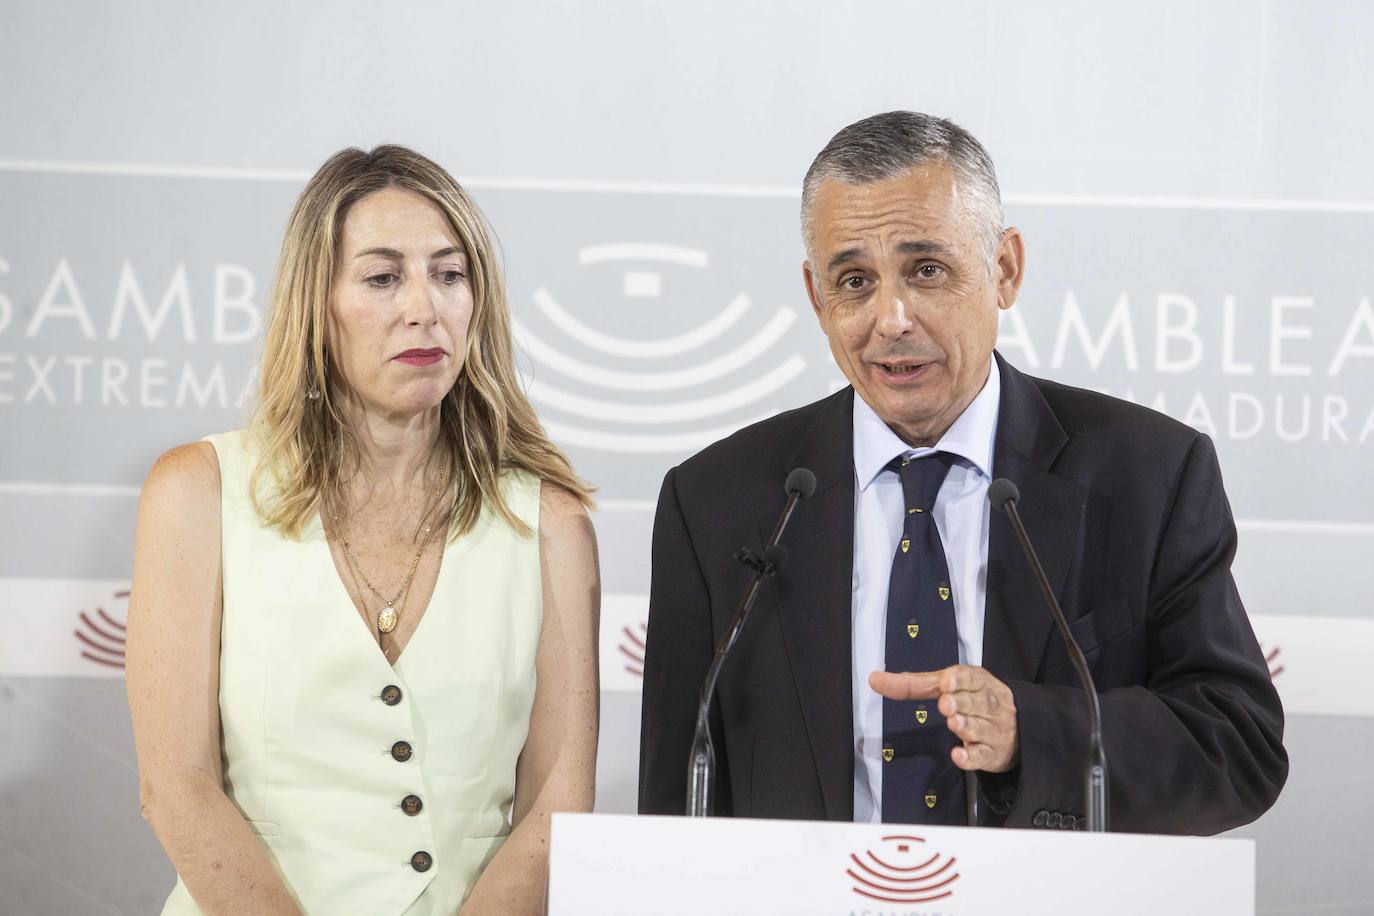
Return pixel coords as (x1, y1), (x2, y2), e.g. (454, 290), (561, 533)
(992, 479), (1109, 832)
(686, 469), (814, 817)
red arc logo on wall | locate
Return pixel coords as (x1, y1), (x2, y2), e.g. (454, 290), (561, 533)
(1262, 642), (1284, 679)
(846, 834), (960, 904)
(619, 621), (647, 678)
(75, 589), (129, 669)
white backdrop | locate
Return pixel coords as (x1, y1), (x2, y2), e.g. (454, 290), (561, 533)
(2, 2), (1372, 913)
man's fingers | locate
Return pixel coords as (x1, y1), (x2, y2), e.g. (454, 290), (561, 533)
(871, 665), (998, 701)
(868, 669), (943, 700)
(940, 687), (1011, 720)
(946, 712), (991, 745)
(951, 743), (994, 771)
(937, 664), (987, 695)
(940, 689), (986, 719)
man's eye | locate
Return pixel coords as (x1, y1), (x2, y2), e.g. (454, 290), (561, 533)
(366, 273), (397, 288)
(916, 264), (943, 279)
(842, 276), (867, 290)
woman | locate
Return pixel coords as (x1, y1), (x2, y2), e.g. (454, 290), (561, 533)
(126, 145), (600, 915)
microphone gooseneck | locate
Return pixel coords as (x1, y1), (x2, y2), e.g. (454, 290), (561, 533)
(686, 468), (815, 817)
(989, 477), (1110, 832)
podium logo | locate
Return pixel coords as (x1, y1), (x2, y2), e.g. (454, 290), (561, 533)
(75, 589), (129, 670)
(846, 834), (960, 905)
(513, 243), (805, 453)
(619, 621), (648, 678)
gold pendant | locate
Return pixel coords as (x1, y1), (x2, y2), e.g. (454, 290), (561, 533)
(377, 605), (399, 634)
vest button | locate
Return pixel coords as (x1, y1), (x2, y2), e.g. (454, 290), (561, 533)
(391, 740), (413, 762)
(410, 851), (432, 872)
(381, 685), (402, 706)
(401, 794), (423, 816)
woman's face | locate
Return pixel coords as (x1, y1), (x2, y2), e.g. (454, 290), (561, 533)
(327, 187), (475, 420)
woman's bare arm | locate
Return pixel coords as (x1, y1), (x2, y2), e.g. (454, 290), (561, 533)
(125, 442), (302, 915)
(459, 482), (601, 915)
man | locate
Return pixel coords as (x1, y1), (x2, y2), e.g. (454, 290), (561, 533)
(638, 111), (1286, 833)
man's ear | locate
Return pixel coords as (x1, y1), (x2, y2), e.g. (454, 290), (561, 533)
(995, 227), (1026, 312)
(803, 260), (826, 327)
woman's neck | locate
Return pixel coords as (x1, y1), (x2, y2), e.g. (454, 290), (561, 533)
(339, 397), (445, 507)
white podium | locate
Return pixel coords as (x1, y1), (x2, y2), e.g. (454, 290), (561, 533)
(548, 813), (1254, 916)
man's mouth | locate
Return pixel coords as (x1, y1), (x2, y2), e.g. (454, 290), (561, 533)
(874, 360), (932, 381)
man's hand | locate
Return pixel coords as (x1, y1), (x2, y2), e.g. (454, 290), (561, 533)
(869, 665), (1020, 773)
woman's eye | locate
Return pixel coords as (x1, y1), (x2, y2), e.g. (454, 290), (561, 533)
(436, 269), (466, 284)
(366, 273), (397, 288)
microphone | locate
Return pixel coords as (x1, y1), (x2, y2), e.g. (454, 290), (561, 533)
(686, 467), (815, 817)
(988, 478), (1109, 832)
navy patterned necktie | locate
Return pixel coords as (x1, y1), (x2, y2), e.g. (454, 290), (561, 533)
(880, 451), (966, 825)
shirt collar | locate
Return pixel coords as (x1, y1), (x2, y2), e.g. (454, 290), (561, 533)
(852, 356), (1001, 493)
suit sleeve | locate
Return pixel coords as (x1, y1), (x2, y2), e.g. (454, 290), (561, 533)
(1002, 433), (1288, 834)
(638, 466), (732, 815)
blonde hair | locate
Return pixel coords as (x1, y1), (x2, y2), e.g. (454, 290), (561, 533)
(249, 144), (593, 539)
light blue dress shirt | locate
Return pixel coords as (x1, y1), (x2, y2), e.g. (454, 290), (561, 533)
(850, 359), (1002, 823)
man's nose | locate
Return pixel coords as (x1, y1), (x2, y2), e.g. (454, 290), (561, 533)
(875, 289), (915, 339)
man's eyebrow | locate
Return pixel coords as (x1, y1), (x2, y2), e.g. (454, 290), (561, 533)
(896, 240), (952, 257)
(825, 247), (864, 274)
(825, 240), (952, 274)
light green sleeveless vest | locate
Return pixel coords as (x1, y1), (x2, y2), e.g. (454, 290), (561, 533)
(161, 430), (542, 915)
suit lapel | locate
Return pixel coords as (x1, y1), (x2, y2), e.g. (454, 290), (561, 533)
(762, 388), (857, 821)
(982, 354), (1087, 681)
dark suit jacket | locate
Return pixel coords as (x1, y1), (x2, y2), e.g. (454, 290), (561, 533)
(638, 353), (1287, 834)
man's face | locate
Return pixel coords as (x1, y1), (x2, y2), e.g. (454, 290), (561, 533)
(803, 163), (1024, 446)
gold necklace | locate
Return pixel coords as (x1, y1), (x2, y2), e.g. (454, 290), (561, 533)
(332, 479), (445, 636)
(337, 528), (430, 635)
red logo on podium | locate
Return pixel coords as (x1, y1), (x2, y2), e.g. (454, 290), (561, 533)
(846, 834), (960, 904)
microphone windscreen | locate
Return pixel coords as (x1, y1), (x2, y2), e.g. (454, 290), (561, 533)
(987, 477), (1021, 512)
(785, 467), (817, 499)
(763, 543), (789, 572)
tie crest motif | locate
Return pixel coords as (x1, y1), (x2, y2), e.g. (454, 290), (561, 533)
(881, 452), (966, 825)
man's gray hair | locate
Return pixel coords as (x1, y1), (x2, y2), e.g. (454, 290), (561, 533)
(801, 111), (1005, 265)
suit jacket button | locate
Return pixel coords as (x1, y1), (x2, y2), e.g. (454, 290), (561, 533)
(1033, 810), (1048, 827)
(381, 685), (403, 706)
(1047, 812), (1062, 828)
(1062, 814), (1077, 829)
(401, 794), (423, 816)
(410, 851), (432, 872)
(391, 740), (413, 762)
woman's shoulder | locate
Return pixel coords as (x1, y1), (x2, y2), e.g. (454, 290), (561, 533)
(140, 430), (252, 509)
(536, 478), (590, 528)
(137, 440), (224, 534)
(487, 468), (589, 537)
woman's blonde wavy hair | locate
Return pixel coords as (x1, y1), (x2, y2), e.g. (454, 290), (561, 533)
(248, 144), (592, 540)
